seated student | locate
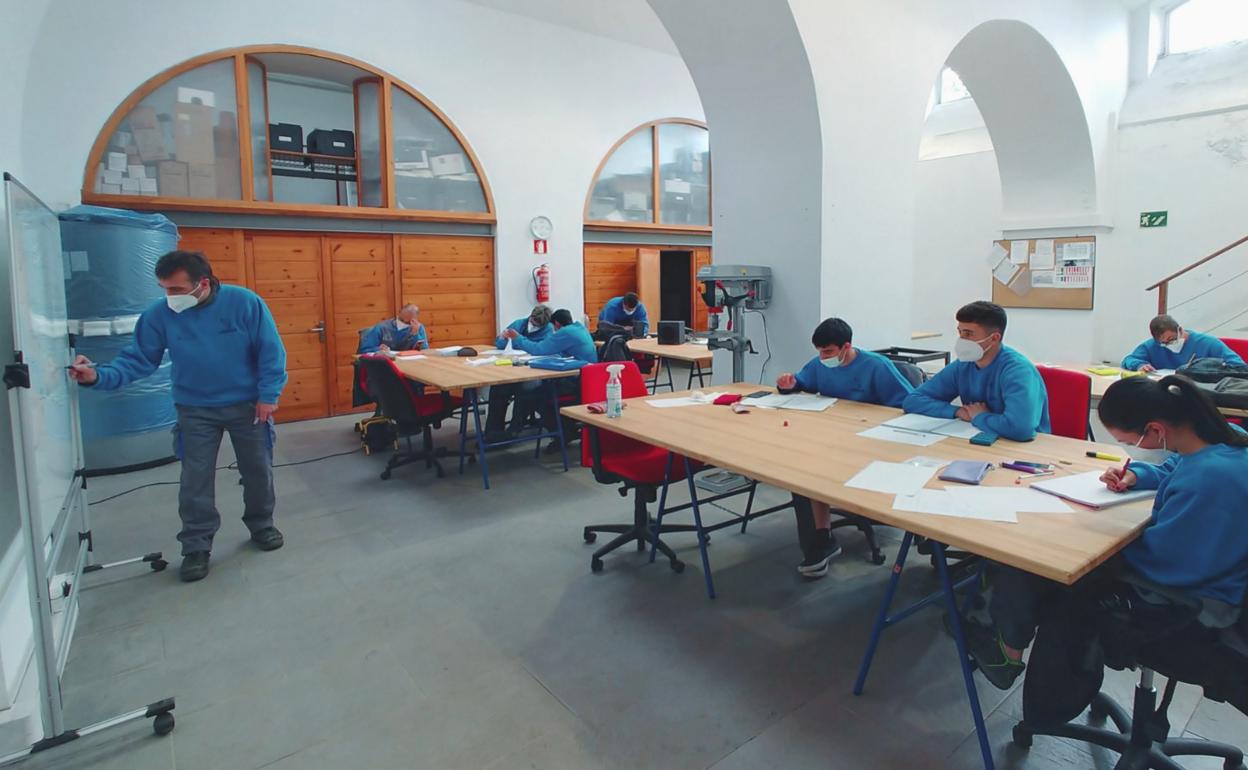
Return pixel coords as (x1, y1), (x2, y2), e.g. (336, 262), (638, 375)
(903, 300), (1050, 441)
(1122, 314), (1245, 372)
(776, 317), (915, 578)
(496, 304), (553, 349)
(358, 303), (428, 353)
(961, 375), (1248, 689)
(597, 292), (649, 336)
(486, 309), (596, 439)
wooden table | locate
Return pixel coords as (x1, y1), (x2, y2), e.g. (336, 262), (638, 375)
(389, 354), (579, 489)
(595, 336), (714, 392)
(1048, 362), (1248, 418)
(564, 384), (1152, 770)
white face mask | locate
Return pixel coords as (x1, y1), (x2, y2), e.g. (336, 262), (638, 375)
(526, 321), (541, 334)
(166, 284), (204, 313)
(1161, 334), (1184, 354)
(623, 306), (636, 316)
(395, 318), (411, 331)
(819, 350), (844, 369)
(953, 336), (992, 363)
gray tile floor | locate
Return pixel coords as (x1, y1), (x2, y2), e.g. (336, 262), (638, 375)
(6, 402), (1245, 769)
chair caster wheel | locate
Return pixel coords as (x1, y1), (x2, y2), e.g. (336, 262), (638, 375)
(671, 560), (685, 573)
(1011, 724), (1032, 749)
(591, 557), (604, 573)
(153, 712), (175, 736)
(870, 552), (886, 565)
(1088, 701), (1107, 723)
(150, 559), (168, 572)
(583, 530), (597, 543)
(380, 470), (391, 480)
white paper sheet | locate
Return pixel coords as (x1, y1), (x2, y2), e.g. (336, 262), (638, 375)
(845, 461), (937, 496)
(986, 242), (1009, 268)
(1008, 267), (1034, 297)
(1032, 239), (1056, 269)
(1030, 270), (1055, 288)
(1055, 265), (1093, 289)
(1009, 240), (1030, 265)
(1060, 242), (1094, 263)
(942, 486), (1074, 514)
(1031, 471), (1156, 509)
(892, 489), (1019, 523)
(742, 393), (837, 412)
(465, 357), (497, 366)
(932, 421), (982, 439)
(993, 258), (1020, 286)
(882, 414), (978, 439)
(905, 456), (950, 469)
(646, 392), (726, 408)
(857, 426), (947, 447)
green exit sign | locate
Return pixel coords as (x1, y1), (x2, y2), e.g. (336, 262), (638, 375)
(1140, 211), (1168, 228)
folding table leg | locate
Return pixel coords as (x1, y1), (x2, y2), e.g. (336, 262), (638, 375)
(551, 381), (569, 472)
(854, 532), (913, 695)
(933, 541), (996, 770)
(683, 456), (716, 599)
(468, 388), (491, 489)
(648, 452), (677, 564)
(740, 482), (757, 533)
(458, 392), (470, 475)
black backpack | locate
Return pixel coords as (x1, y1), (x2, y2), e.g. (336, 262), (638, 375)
(599, 334), (631, 363)
(1177, 357), (1248, 384)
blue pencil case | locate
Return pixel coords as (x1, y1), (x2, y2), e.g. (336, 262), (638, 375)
(528, 356), (587, 371)
(938, 460), (993, 485)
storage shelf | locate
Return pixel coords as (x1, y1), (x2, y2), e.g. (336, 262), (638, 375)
(269, 150), (357, 182)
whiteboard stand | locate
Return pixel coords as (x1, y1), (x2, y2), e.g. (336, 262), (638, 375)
(1, 174), (174, 766)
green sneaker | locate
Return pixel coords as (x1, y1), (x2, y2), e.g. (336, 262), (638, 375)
(960, 618), (1025, 690)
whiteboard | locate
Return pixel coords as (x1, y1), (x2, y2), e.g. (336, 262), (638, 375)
(5, 175), (80, 545)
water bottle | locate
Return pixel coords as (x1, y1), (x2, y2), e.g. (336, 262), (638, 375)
(606, 364), (624, 419)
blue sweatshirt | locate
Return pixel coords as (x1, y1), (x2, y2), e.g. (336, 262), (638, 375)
(512, 323), (597, 363)
(496, 318), (551, 349)
(1122, 331), (1244, 371)
(358, 319), (428, 353)
(91, 285), (288, 406)
(902, 344), (1050, 441)
(598, 296), (649, 335)
(1123, 443), (1248, 605)
(783, 349), (913, 407)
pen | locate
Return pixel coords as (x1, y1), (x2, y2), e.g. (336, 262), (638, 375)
(1012, 460), (1051, 469)
(1085, 451), (1122, 462)
(1002, 462), (1047, 474)
(66, 362), (96, 369)
(1017, 470), (1054, 480)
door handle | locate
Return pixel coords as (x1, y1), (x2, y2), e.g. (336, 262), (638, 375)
(309, 321), (326, 342)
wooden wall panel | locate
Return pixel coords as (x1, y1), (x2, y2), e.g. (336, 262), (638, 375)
(327, 235), (392, 414)
(398, 235), (496, 348)
(583, 244), (638, 324)
(176, 227), (245, 285)
(693, 247), (712, 331)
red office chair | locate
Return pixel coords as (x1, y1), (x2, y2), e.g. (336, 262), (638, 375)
(360, 356), (463, 479)
(579, 362), (701, 574)
(1220, 337), (1248, 363)
(1037, 365), (1093, 440)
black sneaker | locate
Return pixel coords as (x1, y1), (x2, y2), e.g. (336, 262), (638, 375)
(180, 551), (210, 582)
(250, 527), (284, 552)
(960, 618), (1025, 690)
(797, 541), (843, 579)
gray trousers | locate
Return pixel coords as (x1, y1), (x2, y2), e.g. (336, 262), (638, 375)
(174, 402), (275, 555)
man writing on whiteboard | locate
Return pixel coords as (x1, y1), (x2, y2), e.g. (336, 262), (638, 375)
(68, 251), (288, 583)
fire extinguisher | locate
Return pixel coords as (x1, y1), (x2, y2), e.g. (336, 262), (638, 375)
(533, 263), (551, 303)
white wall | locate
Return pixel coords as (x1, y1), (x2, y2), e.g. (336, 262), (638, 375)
(16, 0), (703, 329)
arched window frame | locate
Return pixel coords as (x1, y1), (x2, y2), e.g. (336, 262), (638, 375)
(82, 45), (494, 223)
(583, 118), (711, 233)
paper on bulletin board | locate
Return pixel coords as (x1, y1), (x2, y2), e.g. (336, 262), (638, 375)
(1008, 267), (1034, 296)
(1032, 239), (1056, 270)
(1055, 265), (1093, 288)
(986, 242), (1008, 268)
(992, 257), (1020, 286)
(1009, 240), (1029, 265)
(1030, 270), (1056, 288)
(1060, 242), (1094, 263)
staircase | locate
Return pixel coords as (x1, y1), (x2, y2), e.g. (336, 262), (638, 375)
(1148, 234), (1248, 335)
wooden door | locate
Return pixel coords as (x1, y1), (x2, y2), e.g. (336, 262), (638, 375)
(583, 244), (639, 324)
(247, 233), (330, 422)
(397, 235), (496, 347)
(326, 235), (393, 414)
(693, 247), (712, 331)
(635, 248), (661, 322)
(177, 228), (248, 287)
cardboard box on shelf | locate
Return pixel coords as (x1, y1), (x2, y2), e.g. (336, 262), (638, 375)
(430, 153), (467, 177)
(127, 164), (147, 179)
(120, 178), (141, 195)
(214, 112), (240, 159)
(102, 169), (124, 186)
(188, 163), (216, 198)
(106, 152), (128, 172)
(214, 157), (241, 199)
(100, 183), (122, 195)
(174, 102), (215, 165)
(157, 160), (189, 197)
(139, 179), (158, 196)
(129, 105), (168, 162)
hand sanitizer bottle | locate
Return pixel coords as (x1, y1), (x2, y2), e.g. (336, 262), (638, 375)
(606, 364), (625, 419)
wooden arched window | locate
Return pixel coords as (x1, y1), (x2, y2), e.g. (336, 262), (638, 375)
(584, 119), (710, 231)
(83, 45), (494, 222)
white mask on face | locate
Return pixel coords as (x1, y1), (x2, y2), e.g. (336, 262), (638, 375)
(166, 283), (204, 313)
(819, 350), (843, 369)
(1162, 334), (1184, 354)
(526, 321), (541, 334)
(395, 318), (411, 331)
(953, 336), (992, 363)
(623, 306), (636, 316)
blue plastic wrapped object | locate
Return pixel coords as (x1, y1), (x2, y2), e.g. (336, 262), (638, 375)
(59, 205), (179, 472)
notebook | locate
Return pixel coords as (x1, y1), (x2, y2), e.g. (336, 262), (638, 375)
(1030, 471), (1156, 510)
(882, 414), (980, 439)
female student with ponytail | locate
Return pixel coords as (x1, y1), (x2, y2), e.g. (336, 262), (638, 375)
(961, 375), (1248, 690)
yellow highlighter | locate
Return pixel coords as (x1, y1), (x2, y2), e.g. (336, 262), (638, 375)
(1085, 451), (1123, 462)
(494, 358), (514, 366)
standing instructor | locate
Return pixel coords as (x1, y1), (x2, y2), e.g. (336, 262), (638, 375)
(69, 251), (288, 582)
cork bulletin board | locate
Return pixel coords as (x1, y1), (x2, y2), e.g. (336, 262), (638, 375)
(990, 235), (1095, 310)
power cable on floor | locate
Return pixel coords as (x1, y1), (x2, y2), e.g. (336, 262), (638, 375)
(89, 447), (363, 506)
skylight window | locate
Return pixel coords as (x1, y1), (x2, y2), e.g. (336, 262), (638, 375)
(938, 67), (970, 104)
(1167, 0), (1248, 54)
